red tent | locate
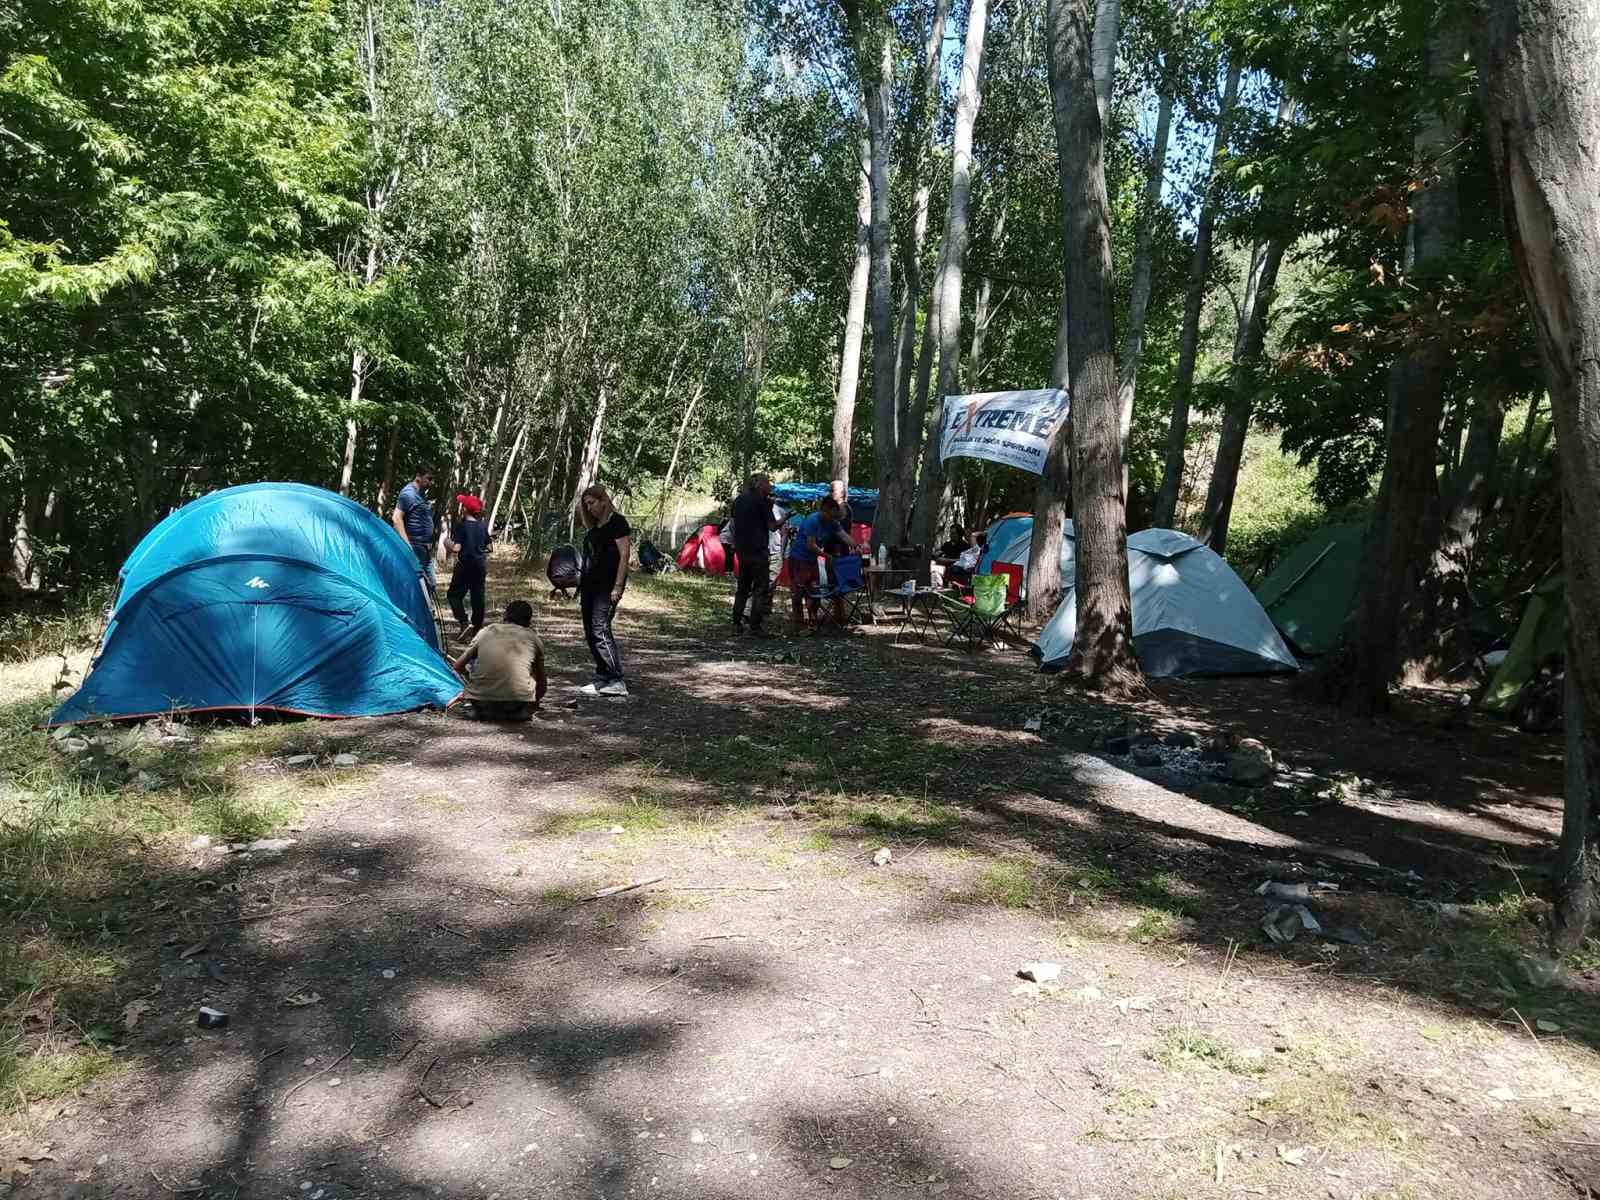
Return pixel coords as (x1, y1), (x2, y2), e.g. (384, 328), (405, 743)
(676, 524), (730, 574)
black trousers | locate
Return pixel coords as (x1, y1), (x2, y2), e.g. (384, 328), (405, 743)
(580, 590), (624, 682)
(733, 555), (771, 629)
(448, 561), (486, 631)
(466, 699), (534, 721)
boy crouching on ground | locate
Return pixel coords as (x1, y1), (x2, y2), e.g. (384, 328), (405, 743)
(452, 600), (547, 720)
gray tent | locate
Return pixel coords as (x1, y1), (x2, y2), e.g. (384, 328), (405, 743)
(1036, 527), (1298, 678)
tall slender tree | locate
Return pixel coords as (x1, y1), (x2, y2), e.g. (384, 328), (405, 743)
(1151, 58), (1240, 528)
(1034, 0), (1140, 688)
(832, 138), (872, 485)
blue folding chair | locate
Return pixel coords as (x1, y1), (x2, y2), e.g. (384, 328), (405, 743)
(811, 554), (869, 632)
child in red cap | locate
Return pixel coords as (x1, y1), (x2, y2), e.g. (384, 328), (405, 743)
(445, 493), (491, 640)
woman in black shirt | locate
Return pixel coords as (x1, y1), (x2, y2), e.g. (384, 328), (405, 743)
(577, 484), (631, 697)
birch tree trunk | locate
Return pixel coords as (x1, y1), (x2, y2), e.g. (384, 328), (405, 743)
(487, 417), (529, 534)
(1477, 0), (1600, 948)
(833, 139), (872, 485)
(1151, 59), (1241, 528)
(376, 424), (399, 514)
(1117, 87), (1174, 449)
(1312, 14), (1464, 716)
(1036, 0), (1139, 689)
(910, 0), (991, 565)
(860, 28), (903, 551)
(1091, 0), (1120, 127)
(1196, 227), (1291, 551)
(570, 378), (609, 519)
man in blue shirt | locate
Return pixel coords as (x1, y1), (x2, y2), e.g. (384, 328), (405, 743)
(787, 497), (848, 633)
(391, 466), (436, 586)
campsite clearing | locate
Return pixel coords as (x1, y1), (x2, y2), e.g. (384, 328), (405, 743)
(2, 568), (1594, 1200)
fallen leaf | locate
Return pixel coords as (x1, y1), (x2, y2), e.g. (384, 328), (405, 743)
(178, 939), (210, 960)
(282, 991), (322, 1008)
(1535, 1019), (1561, 1033)
(1074, 986), (1104, 1003)
(829, 1156), (852, 1170)
(1276, 1145), (1309, 1167)
(121, 999), (150, 1030)
(1113, 995), (1154, 1015)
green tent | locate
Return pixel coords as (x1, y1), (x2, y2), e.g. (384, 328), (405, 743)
(1480, 573), (1566, 713)
(1252, 523), (1366, 656)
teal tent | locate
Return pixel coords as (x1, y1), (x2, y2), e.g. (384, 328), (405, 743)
(49, 483), (461, 726)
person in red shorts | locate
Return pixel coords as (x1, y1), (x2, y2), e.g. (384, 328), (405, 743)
(787, 497), (848, 634)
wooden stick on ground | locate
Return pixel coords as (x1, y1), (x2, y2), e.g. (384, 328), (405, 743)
(581, 876), (664, 902)
(281, 1043), (354, 1109)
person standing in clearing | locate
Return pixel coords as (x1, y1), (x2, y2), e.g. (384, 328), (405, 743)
(827, 478), (869, 556)
(452, 599), (546, 721)
(787, 497), (848, 633)
(731, 473), (781, 637)
(577, 484), (631, 697)
(445, 493), (491, 641)
(392, 466), (437, 586)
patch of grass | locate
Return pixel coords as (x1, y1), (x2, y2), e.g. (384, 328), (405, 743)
(1129, 907), (1179, 942)
(0, 1035), (128, 1119)
(0, 586), (110, 664)
(799, 830), (834, 853)
(1108, 1087), (1156, 1115)
(537, 884), (588, 904)
(538, 797), (671, 838)
(1251, 1074), (1410, 1148)
(644, 890), (709, 913)
(957, 859), (1043, 909)
(1149, 1025), (1263, 1075)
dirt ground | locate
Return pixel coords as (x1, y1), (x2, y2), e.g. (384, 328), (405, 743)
(4, 564), (1598, 1200)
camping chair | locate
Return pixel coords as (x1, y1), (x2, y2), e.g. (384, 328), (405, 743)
(989, 562), (1026, 637)
(943, 572), (1017, 651)
(810, 554), (869, 632)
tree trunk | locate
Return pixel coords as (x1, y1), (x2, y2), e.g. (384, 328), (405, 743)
(909, 0), (990, 568)
(1117, 86), (1174, 449)
(1310, 13), (1465, 716)
(1400, 377), (1507, 681)
(833, 138), (873, 485)
(570, 379), (609, 519)
(1036, 0), (1139, 689)
(1091, 0), (1120, 128)
(1151, 59), (1242, 528)
(339, 348), (366, 497)
(376, 424), (399, 514)
(1197, 92), (1296, 553)
(487, 417), (529, 535)
(861, 31), (902, 551)
(1478, 0), (1600, 947)
(892, 0), (952, 426)
(737, 321), (768, 486)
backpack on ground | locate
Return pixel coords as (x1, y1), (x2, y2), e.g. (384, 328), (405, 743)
(547, 543), (580, 598)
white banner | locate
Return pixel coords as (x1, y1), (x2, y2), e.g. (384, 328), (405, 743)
(938, 388), (1070, 475)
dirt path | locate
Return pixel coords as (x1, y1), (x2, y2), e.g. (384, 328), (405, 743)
(9, 570), (1599, 1199)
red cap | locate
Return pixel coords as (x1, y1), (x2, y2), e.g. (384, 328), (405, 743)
(456, 493), (483, 516)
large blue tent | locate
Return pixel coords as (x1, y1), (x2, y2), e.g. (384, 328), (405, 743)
(49, 483), (462, 726)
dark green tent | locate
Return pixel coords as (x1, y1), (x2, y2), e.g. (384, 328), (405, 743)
(1252, 523), (1366, 656)
(1480, 573), (1566, 713)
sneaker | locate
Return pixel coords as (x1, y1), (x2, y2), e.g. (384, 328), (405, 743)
(598, 680), (629, 697)
(576, 682), (602, 696)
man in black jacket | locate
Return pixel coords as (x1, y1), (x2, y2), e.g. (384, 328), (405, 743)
(731, 473), (781, 636)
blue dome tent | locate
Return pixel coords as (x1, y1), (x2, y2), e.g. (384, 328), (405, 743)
(49, 483), (462, 726)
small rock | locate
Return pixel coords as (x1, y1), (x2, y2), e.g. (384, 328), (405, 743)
(1074, 985), (1104, 1003)
(1017, 962), (1061, 983)
(608, 825), (626, 835)
(1536, 1018), (1562, 1033)
(196, 1006), (228, 1029)
(1166, 730), (1199, 749)
(872, 847), (892, 867)
(1228, 739), (1276, 786)
(247, 838), (296, 854)
(332, 753), (359, 767)
(690, 1129), (707, 1144)
(96, 1156), (108, 1167)
(1022, 714), (1043, 733)
(326, 1078), (341, 1088)
(189, 835), (213, 851)
(381, 969), (396, 980)
(829, 1156), (851, 1170)
(1487, 1086), (1518, 1102)
(285, 754), (317, 767)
